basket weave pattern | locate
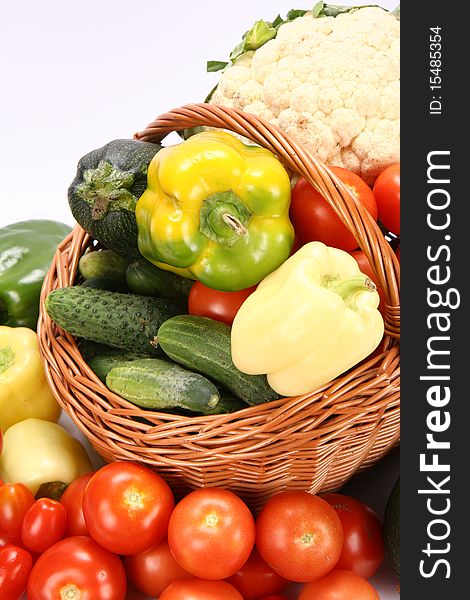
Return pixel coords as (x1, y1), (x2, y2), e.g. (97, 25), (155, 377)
(38, 104), (400, 509)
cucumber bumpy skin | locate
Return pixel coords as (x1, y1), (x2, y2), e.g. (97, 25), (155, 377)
(157, 315), (280, 405)
(106, 358), (220, 413)
(45, 286), (183, 356)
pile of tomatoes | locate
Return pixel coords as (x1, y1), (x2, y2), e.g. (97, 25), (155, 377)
(1, 460), (386, 599)
(188, 164), (400, 327)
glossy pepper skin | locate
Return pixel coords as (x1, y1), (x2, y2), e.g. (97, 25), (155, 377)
(0, 326), (61, 432)
(136, 130), (294, 291)
(0, 220), (71, 329)
(231, 242), (384, 396)
(0, 419), (93, 495)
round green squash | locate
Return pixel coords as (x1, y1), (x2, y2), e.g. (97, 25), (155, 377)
(68, 139), (161, 258)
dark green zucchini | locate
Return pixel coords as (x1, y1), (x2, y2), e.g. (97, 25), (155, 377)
(68, 139), (161, 258)
(106, 358), (220, 413)
(45, 286), (182, 355)
(126, 258), (193, 303)
(157, 315), (279, 406)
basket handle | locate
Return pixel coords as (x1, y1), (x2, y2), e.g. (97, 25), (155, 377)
(135, 103), (400, 339)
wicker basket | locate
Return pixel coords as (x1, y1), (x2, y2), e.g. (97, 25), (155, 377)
(38, 103), (400, 510)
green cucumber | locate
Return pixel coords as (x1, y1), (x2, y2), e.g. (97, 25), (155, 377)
(383, 477), (400, 575)
(79, 340), (151, 381)
(81, 276), (130, 293)
(157, 315), (279, 406)
(86, 349), (151, 382)
(79, 340), (114, 362)
(45, 287), (183, 355)
(205, 392), (249, 414)
(106, 358), (220, 413)
(78, 249), (131, 280)
(126, 258), (193, 303)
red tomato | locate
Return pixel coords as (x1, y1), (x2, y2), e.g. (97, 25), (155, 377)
(60, 471), (94, 536)
(290, 167), (377, 252)
(373, 163), (400, 235)
(189, 281), (256, 325)
(160, 578), (244, 600)
(255, 491), (343, 583)
(27, 536), (126, 600)
(0, 483), (35, 540)
(290, 236), (302, 255)
(349, 250), (386, 316)
(0, 544), (32, 599)
(0, 529), (23, 548)
(226, 548), (289, 600)
(83, 462), (174, 555)
(349, 250), (380, 287)
(0, 529), (19, 549)
(21, 498), (67, 553)
(168, 487), (255, 580)
(298, 569), (380, 600)
(124, 538), (192, 597)
(259, 596), (288, 600)
(322, 493), (384, 578)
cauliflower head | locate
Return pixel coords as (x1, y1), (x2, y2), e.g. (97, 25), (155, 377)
(210, 7), (400, 183)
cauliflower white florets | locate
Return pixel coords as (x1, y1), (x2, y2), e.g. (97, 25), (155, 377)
(210, 7), (400, 183)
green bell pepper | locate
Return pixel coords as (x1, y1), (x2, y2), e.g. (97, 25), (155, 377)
(0, 220), (72, 329)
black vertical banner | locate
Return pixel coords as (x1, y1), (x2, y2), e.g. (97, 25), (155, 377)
(401, 2), (467, 597)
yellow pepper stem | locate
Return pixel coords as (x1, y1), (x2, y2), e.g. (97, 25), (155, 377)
(199, 190), (251, 247)
(222, 213), (248, 236)
(323, 276), (376, 310)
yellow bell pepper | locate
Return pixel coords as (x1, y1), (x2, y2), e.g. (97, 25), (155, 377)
(231, 242), (384, 396)
(0, 419), (93, 494)
(136, 130), (294, 291)
(0, 326), (61, 432)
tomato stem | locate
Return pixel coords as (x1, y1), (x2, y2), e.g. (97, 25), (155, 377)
(205, 512), (219, 527)
(298, 532), (317, 547)
(60, 584), (81, 599)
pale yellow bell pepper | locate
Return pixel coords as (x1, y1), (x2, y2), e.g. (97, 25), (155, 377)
(0, 418), (93, 494)
(0, 326), (61, 432)
(231, 242), (384, 396)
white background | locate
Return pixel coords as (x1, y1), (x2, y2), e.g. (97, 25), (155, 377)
(1, 1), (400, 598)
